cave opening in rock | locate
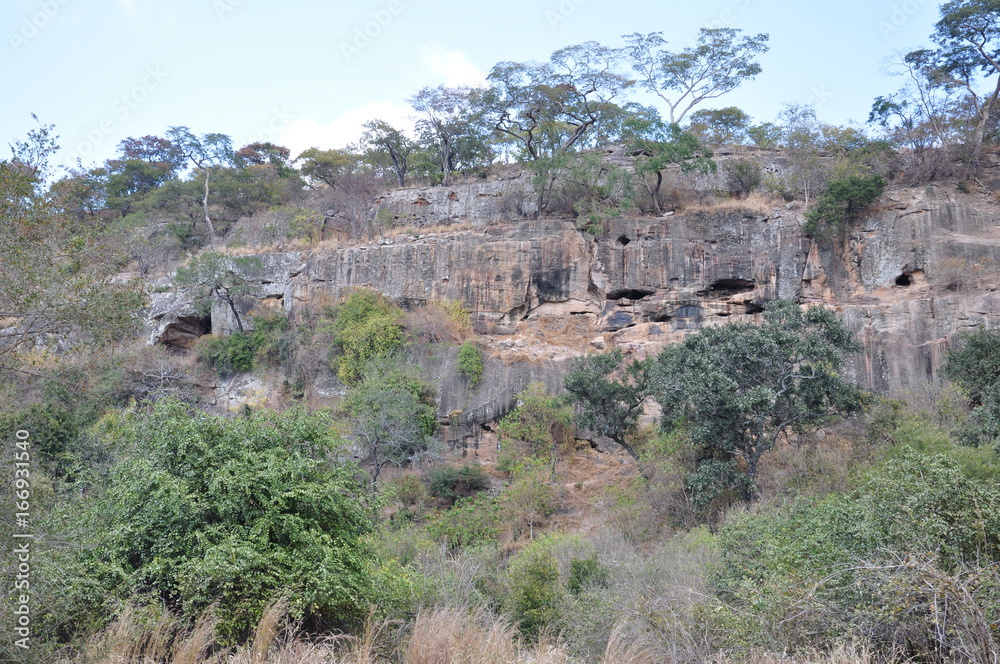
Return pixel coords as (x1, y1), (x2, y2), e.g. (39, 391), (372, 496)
(159, 315), (211, 349)
(895, 273), (912, 287)
(607, 289), (655, 301)
(744, 302), (766, 315)
(617, 235), (632, 246)
(709, 278), (756, 294)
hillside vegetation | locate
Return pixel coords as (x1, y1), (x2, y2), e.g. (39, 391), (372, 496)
(4, 3), (1000, 663)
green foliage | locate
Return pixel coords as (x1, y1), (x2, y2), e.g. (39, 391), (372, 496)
(425, 493), (501, 550)
(426, 464), (491, 506)
(343, 357), (439, 488)
(564, 349), (651, 464)
(174, 252), (264, 333)
(197, 313), (291, 374)
(496, 382), (574, 467)
(456, 341), (484, 387)
(687, 106), (752, 145)
(651, 300), (865, 504)
(328, 290), (405, 385)
(567, 557), (610, 595)
(505, 542), (565, 638)
(501, 459), (560, 540)
(803, 173), (887, 240)
(944, 327), (1000, 446)
(714, 448), (1000, 651)
(623, 28), (769, 124)
(56, 400), (375, 642)
(723, 159), (763, 195)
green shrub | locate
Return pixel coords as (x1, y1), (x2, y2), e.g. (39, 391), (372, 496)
(714, 448), (1000, 652)
(426, 493), (501, 550)
(329, 290), (405, 385)
(456, 341), (484, 387)
(197, 313), (291, 375)
(426, 463), (491, 506)
(724, 159), (763, 195)
(53, 400), (376, 643)
(803, 173), (886, 240)
(496, 382), (574, 467)
(505, 542), (565, 638)
(567, 556), (610, 595)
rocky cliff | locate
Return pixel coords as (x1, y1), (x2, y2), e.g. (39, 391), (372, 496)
(149, 179), (1000, 439)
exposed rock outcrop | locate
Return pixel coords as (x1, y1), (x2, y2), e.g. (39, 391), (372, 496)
(148, 178), (1000, 436)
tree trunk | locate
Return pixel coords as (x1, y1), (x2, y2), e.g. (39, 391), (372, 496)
(202, 169), (217, 245)
(224, 295), (244, 333)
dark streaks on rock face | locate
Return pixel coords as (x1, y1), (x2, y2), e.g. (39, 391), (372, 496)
(151, 182), (1000, 420)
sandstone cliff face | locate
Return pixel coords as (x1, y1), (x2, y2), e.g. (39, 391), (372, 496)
(150, 179), (1000, 431)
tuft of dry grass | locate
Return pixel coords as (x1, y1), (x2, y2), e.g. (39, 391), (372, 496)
(680, 191), (781, 216)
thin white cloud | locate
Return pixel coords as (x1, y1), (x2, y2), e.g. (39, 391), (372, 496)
(415, 43), (488, 89)
(278, 100), (415, 158)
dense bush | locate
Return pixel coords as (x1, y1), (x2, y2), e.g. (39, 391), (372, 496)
(197, 312), (291, 374)
(456, 341), (484, 387)
(944, 327), (1000, 447)
(714, 448), (1000, 655)
(426, 463), (491, 506)
(328, 290), (405, 385)
(48, 400), (377, 642)
(803, 173), (887, 240)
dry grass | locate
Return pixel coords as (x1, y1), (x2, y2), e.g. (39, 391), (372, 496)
(711, 641), (900, 664)
(680, 191), (782, 216)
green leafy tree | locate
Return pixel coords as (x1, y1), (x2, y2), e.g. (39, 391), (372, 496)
(623, 28), (769, 123)
(409, 86), (490, 185)
(481, 41), (632, 161)
(359, 119), (416, 186)
(622, 115), (716, 213)
(687, 106), (752, 145)
(174, 252), (263, 333)
(295, 147), (364, 189)
(803, 173), (887, 241)
(924, 0), (1000, 166)
(165, 127), (235, 244)
(650, 300), (865, 503)
(496, 382), (574, 469)
(343, 359), (440, 489)
(327, 290), (405, 385)
(563, 349), (652, 466)
(57, 400), (376, 642)
(945, 327), (1000, 446)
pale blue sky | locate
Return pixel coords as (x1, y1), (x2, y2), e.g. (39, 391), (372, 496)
(3, 0), (942, 171)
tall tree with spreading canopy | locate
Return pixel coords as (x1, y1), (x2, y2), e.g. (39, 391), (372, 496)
(623, 28), (769, 124)
(650, 300), (865, 504)
(409, 86), (486, 186)
(481, 41), (632, 161)
(165, 127), (234, 244)
(922, 0), (1000, 166)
